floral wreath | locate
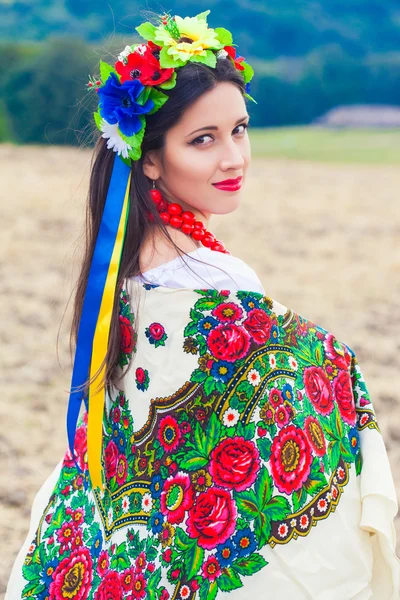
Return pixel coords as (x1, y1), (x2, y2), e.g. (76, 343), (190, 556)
(86, 10), (256, 166)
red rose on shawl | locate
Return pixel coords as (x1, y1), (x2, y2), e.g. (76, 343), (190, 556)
(148, 322), (165, 340)
(303, 366), (334, 415)
(115, 41), (174, 86)
(207, 323), (251, 362)
(186, 487), (237, 550)
(64, 424), (87, 471)
(270, 424), (313, 494)
(323, 333), (352, 370)
(224, 45), (245, 71)
(304, 415), (327, 457)
(333, 370), (356, 425)
(94, 570), (123, 600)
(135, 367), (146, 384)
(243, 308), (273, 345)
(209, 436), (260, 492)
(160, 472), (195, 524)
(119, 315), (134, 354)
(104, 440), (119, 479)
(49, 547), (93, 600)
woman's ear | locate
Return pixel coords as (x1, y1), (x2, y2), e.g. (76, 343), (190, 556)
(142, 149), (161, 181)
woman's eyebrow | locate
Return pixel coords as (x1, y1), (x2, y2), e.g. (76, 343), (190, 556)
(185, 114), (250, 137)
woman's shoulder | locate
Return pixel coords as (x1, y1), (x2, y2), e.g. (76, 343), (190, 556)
(130, 246), (266, 295)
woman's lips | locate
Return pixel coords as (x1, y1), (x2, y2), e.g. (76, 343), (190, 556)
(212, 177), (242, 191)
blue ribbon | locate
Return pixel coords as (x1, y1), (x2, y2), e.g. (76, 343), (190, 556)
(66, 154), (130, 475)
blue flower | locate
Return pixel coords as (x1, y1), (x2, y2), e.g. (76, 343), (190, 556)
(348, 426), (360, 456)
(241, 296), (260, 312)
(91, 528), (103, 557)
(98, 72), (155, 137)
(210, 360), (235, 383)
(41, 558), (58, 586)
(215, 538), (238, 567)
(112, 425), (126, 451)
(150, 473), (164, 498)
(233, 527), (257, 557)
(150, 511), (164, 534)
(245, 82), (251, 94)
(270, 324), (279, 342)
(198, 316), (218, 336)
(282, 383), (294, 403)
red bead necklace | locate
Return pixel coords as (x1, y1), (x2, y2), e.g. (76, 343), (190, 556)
(148, 188), (230, 254)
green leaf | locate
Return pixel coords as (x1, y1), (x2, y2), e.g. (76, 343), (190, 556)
(254, 512), (271, 548)
(292, 486), (308, 513)
(179, 451), (208, 471)
(204, 375), (216, 396)
(216, 380), (226, 393)
(194, 421), (207, 454)
(264, 495), (291, 521)
(257, 437), (272, 461)
(135, 22), (157, 42)
(190, 308), (204, 322)
(99, 60), (118, 84)
(234, 489), (259, 520)
(147, 88), (169, 115)
(303, 459), (327, 496)
(159, 46), (186, 69)
(183, 543), (204, 579)
(205, 412), (222, 452)
(244, 92), (257, 105)
(191, 368), (207, 384)
(232, 552), (268, 576)
(158, 71), (177, 90)
(184, 321), (198, 336)
(215, 27), (233, 46)
(22, 581), (46, 597)
(194, 297), (220, 311)
(93, 110), (102, 129)
(217, 567), (243, 591)
(199, 580), (218, 600)
(254, 466), (273, 509)
(328, 440), (341, 470)
(175, 527), (192, 552)
(22, 561), (41, 582)
(190, 51), (217, 68)
(195, 10), (211, 21)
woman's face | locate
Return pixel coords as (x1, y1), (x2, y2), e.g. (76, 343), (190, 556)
(143, 81), (251, 224)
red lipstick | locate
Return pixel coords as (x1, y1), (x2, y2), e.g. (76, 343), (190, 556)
(212, 176), (242, 191)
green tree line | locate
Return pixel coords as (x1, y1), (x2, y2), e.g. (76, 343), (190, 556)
(1, 37), (399, 146)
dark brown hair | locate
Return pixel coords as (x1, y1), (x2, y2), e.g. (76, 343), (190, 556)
(70, 54), (247, 399)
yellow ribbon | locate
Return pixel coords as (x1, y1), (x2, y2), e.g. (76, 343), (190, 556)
(87, 171), (131, 490)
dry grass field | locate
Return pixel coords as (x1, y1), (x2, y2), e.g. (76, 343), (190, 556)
(1, 138), (399, 596)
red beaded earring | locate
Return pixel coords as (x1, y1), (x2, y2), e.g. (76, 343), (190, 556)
(148, 181), (229, 254)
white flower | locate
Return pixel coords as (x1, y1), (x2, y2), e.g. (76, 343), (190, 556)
(222, 407), (240, 427)
(290, 518), (297, 527)
(288, 356), (298, 371)
(142, 492), (153, 513)
(317, 498), (328, 513)
(180, 585), (191, 599)
(100, 120), (132, 159)
(217, 49), (229, 60)
(269, 354), (277, 369)
(277, 522), (289, 538)
(299, 514), (309, 530)
(107, 507), (113, 526)
(134, 44), (147, 56)
(118, 44), (133, 63)
(247, 368), (261, 386)
(122, 495), (130, 514)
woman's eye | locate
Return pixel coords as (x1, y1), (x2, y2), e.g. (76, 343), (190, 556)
(190, 122), (249, 146)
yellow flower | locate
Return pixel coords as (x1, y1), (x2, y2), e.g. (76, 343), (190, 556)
(154, 13), (223, 63)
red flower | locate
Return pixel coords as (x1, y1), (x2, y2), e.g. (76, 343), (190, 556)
(148, 322), (166, 340)
(224, 45), (245, 71)
(119, 315), (134, 354)
(323, 334), (351, 370)
(207, 323), (251, 362)
(135, 552), (147, 572)
(304, 415), (326, 457)
(160, 472), (195, 524)
(64, 424), (87, 471)
(120, 567), (135, 592)
(56, 522), (75, 547)
(269, 387), (284, 408)
(333, 370), (356, 425)
(186, 487), (237, 550)
(135, 367), (146, 384)
(158, 415), (182, 453)
(104, 441), (119, 479)
(131, 572), (147, 598)
(211, 302), (243, 323)
(49, 547), (93, 600)
(202, 556), (222, 582)
(209, 437), (260, 492)
(162, 548), (172, 563)
(116, 454), (128, 485)
(115, 42), (174, 86)
(97, 550), (109, 577)
(95, 570), (123, 600)
(303, 366), (334, 415)
(243, 308), (273, 345)
(270, 425), (313, 494)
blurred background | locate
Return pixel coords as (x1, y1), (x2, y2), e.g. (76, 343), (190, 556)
(1, 0), (399, 596)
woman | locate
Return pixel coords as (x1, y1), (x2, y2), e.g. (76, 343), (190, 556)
(6, 10), (400, 600)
